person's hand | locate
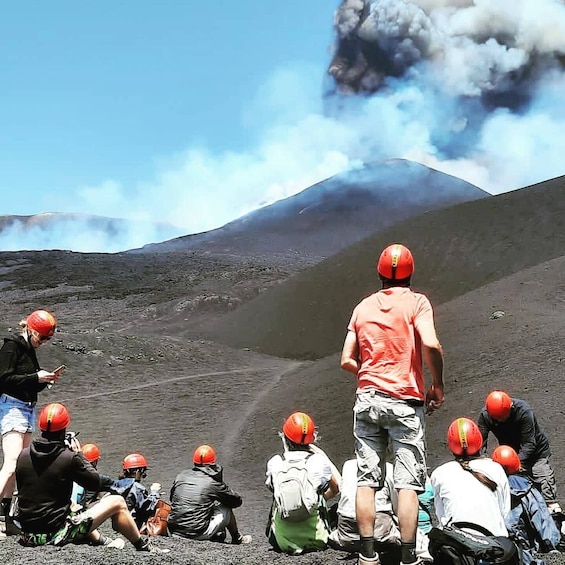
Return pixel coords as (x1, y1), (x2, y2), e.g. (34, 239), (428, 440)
(38, 369), (59, 385)
(425, 385), (444, 415)
(150, 482), (162, 494)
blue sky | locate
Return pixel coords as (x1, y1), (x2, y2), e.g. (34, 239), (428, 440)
(1, 2), (337, 228)
(2, 1), (564, 252)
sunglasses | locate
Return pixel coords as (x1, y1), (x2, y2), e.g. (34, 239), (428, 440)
(34, 332), (52, 342)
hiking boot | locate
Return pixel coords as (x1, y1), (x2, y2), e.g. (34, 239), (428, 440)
(232, 533), (252, 545)
(359, 554), (380, 565)
(136, 538), (171, 553)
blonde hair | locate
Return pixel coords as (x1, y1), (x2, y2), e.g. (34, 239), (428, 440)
(18, 318), (29, 336)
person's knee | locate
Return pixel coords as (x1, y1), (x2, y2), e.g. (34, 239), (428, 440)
(0, 459), (17, 475)
(113, 495), (129, 512)
(101, 494), (129, 513)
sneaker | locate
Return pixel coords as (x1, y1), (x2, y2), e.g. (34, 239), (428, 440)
(136, 539), (171, 553)
(232, 533), (252, 545)
(359, 555), (380, 565)
(105, 538), (125, 549)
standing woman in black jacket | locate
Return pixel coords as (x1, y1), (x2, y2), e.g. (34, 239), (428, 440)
(0, 309), (62, 534)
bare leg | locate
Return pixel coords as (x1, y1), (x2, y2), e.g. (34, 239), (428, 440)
(397, 489), (418, 543)
(0, 432), (28, 499)
(397, 489), (419, 564)
(87, 495), (141, 544)
(356, 485), (377, 537)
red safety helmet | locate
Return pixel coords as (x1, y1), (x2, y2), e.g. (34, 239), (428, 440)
(39, 403), (70, 432)
(193, 444), (217, 465)
(27, 309), (57, 337)
(123, 453), (148, 470)
(282, 411), (316, 445)
(446, 417), (483, 456)
(485, 390), (512, 421)
(81, 443), (101, 463)
(492, 445), (521, 475)
(377, 244), (414, 280)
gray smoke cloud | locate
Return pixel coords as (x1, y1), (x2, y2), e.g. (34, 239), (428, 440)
(330, 0), (565, 99)
(327, 0), (565, 175)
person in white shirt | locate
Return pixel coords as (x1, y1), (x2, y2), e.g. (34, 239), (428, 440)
(431, 417), (510, 537)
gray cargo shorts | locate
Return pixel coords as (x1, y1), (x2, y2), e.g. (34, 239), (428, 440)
(353, 389), (427, 492)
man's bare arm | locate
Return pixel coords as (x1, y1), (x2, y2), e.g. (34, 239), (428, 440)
(340, 330), (360, 375)
(419, 321), (445, 412)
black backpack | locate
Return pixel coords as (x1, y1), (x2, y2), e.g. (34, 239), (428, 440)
(429, 522), (522, 565)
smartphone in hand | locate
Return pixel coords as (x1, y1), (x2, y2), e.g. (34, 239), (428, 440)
(53, 365), (66, 376)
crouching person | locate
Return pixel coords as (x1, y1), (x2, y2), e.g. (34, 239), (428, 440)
(265, 412), (340, 555)
(168, 444), (251, 545)
(15, 403), (167, 553)
(329, 458), (431, 563)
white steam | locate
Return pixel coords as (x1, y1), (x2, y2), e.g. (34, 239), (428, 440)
(1, 0), (564, 253)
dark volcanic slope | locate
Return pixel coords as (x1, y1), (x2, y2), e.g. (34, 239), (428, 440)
(140, 159), (487, 258)
(245, 252), (565, 493)
(0, 174), (565, 565)
(202, 174), (565, 359)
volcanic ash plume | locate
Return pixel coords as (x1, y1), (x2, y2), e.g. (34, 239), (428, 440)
(326, 0), (565, 193)
(329, 0), (565, 103)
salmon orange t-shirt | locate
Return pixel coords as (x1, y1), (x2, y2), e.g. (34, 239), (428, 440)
(347, 287), (434, 401)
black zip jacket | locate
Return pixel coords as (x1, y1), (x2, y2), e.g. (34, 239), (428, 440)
(168, 464), (242, 537)
(478, 398), (551, 464)
(0, 336), (47, 403)
(16, 437), (101, 533)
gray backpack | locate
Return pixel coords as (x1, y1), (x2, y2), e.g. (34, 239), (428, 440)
(272, 452), (320, 522)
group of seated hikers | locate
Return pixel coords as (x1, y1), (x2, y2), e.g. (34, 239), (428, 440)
(2, 390), (564, 564)
(259, 391), (565, 565)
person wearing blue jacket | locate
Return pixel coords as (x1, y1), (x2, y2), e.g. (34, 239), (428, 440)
(493, 445), (561, 563)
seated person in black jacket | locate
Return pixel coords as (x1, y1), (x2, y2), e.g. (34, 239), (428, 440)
(15, 402), (166, 553)
(168, 444), (251, 544)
